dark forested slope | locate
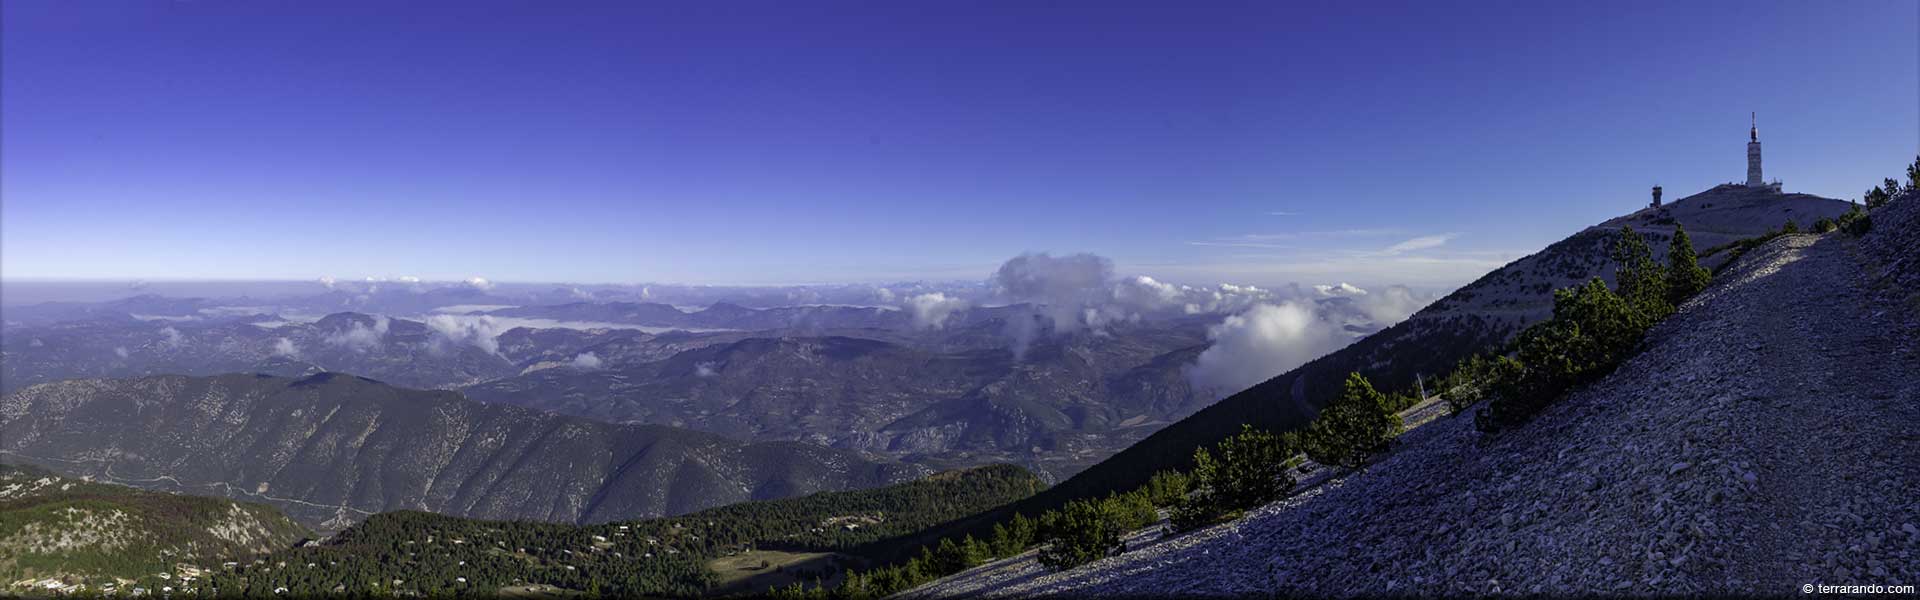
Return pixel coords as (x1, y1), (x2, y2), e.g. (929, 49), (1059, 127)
(0, 373), (927, 531)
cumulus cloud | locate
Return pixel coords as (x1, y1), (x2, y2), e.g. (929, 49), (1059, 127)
(904, 292), (969, 329)
(1185, 282), (1435, 397)
(323, 316), (390, 353)
(1178, 283), (1275, 315)
(992, 253), (1113, 308)
(989, 253), (1118, 354)
(1352, 284), (1427, 325)
(159, 326), (185, 349)
(114, 346), (130, 359)
(318, 276), (338, 290)
(695, 361), (719, 377)
(465, 276), (496, 291)
(426, 314), (506, 355)
(1313, 282), (1367, 296)
(1187, 302), (1350, 396)
(1112, 275), (1182, 308)
(272, 338), (300, 358)
(570, 352), (603, 370)
(979, 252), (1295, 357)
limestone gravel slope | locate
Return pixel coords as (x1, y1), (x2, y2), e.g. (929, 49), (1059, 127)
(908, 216), (1919, 597)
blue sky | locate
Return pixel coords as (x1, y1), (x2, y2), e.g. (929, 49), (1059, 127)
(4, 0), (1916, 289)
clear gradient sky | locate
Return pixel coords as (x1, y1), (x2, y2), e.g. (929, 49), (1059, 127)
(4, 1), (1916, 288)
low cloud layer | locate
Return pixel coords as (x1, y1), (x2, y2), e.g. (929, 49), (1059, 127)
(979, 252), (1326, 358)
(1187, 282), (1436, 396)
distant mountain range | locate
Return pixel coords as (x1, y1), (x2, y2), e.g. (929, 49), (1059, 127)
(1, 299), (1227, 479)
(0, 373), (927, 531)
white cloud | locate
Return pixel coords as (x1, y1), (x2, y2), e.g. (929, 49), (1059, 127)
(1313, 282), (1368, 296)
(159, 326), (185, 348)
(695, 361), (719, 377)
(272, 338), (300, 358)
(989, 252), (1117, 355)
(570, 352), (603, 370)
(465, 276), (496, 291)
(1112, 275), (1182, 309)
(426, 314), (506, 355)
(904, 292), (969, 329)
(1382, 233), (1459, 255)
(323, 316), (389, 353)
(131, 314), (199, 322)
(1187, 302), (1350, 397)
(318, 276), (338, 290)
(1351, 284), (1428, 325)
(114, 346), (130, 359)
(992, 252), (1113, 305)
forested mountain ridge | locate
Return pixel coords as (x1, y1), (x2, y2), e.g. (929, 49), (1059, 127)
(0, 463), (308, 595)
(201, 464), (1043, 597)
(0, 373), (927, 531)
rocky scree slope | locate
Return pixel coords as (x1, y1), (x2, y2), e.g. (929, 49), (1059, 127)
(0, 373), (927, 532)
(910, 204), (1918, 597)
(1005, 184), (1853, 525)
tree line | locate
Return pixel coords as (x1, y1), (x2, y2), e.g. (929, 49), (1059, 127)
(778, 371), (1408, 599)
(196, 464), (1040, 597)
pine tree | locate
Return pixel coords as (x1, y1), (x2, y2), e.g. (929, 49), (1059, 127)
(1302, 373), (1404, 469)
(959, 535), (990, 569)
(1034, 499), (1125, 571)
(1611, 226), (1671, 319)
(1664, 224), (1711, 305)
(988, 523), (1015, 557)
(1006, 512), (1036, 552)
(932, 538), (964, 575)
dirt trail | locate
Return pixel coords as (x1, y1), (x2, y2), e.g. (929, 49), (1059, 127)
(1722, 235), (1920, 588)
